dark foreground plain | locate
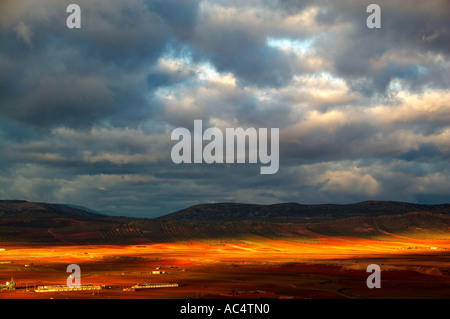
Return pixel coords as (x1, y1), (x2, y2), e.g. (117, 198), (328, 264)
(0, 200), (449, 299)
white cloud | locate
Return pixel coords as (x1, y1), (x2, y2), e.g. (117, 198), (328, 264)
(14, 21), (32, 44)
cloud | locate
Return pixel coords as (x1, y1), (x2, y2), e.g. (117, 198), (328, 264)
(14, 21), (32, 44)
(0, 0), (201, 129)
(1, 0), (449, 216)
(314, 168), (380, 196)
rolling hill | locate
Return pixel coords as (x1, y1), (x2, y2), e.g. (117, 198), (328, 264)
(0, 200), (449, 244)
(0, 200), (105, 219)
(157, 201), (450, 221)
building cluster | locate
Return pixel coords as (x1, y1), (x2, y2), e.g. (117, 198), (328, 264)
(0, 278), (16, 291)
(131, 283), (179, 289)
(1, 277), (179, 294)
(35, 284), (102, 293)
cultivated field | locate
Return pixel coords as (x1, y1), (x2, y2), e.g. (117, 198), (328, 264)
(1, 233), (449, 299)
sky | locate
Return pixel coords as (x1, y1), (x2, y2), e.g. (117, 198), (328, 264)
(1, 0), (449, 217)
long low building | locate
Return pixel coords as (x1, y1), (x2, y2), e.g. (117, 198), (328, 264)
(35, 284), (102, 293)
(131, 283), (178, 289)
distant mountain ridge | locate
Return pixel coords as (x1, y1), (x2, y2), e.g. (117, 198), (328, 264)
(157, 201), (450, 221)
(1, 199), (449, 222)
(0, 200), (105, 219)
(0, 200), (449, 244)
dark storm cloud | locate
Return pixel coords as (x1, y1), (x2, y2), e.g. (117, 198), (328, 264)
(1, 0), (449, 216)
(0, 0), (200, 129)
(190, 34), (296, 88)
(281, 122), (381, 163)
(399, 143), (445, 162)
(312, 0), (450, 95)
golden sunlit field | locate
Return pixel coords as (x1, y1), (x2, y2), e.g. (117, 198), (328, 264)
(1, 234), (449, 299)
